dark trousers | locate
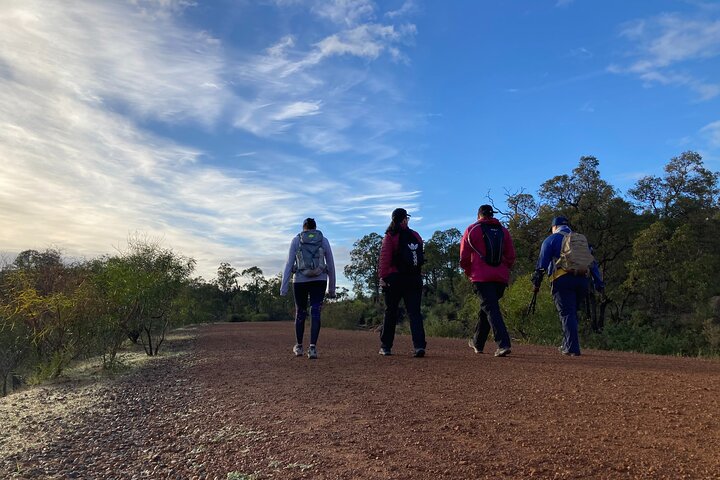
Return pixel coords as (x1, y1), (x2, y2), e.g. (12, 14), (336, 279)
(471, 282), (511, 351)
(551, 274), (588, 355)
(293, 280), (326, 345)
(381, 275), (426, 350)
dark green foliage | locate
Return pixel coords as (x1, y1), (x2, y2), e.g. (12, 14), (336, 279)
(344, 233), (383, 300)
(338, 151), (720, 358)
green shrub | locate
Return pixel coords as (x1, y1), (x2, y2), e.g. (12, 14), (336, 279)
(324, 300), (380, 330)
(500, 274), (560, 345)
(583, 321), (704, 356)
(424, 317), (465, 338)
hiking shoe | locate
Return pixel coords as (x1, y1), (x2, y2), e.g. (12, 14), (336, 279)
(293, 344), (303, 357)
(468, 338), (482, 354)
(307, 345), (318, 359)
(559, 346), (580, 356)
(413, 348), (425, 358)
(379, 347), (392, 356)
(494, 347), (511, 357)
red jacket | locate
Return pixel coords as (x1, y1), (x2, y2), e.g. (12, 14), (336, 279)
(459, 217), (516, 284)
(379, 227), (423, 279)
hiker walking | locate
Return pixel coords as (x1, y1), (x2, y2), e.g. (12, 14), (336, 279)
(531, 216), (604, 356)
(378, 208), (427, 357)
(460, 205), (516, 357)
(280, 218), (336, 359)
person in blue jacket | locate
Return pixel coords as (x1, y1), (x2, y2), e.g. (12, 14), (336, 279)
(531, 216), (604, 356)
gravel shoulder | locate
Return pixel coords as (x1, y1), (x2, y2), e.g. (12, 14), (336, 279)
(2, 322), (720, 479)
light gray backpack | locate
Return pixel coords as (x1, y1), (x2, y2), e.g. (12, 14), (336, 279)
(294, 230), (326, 277)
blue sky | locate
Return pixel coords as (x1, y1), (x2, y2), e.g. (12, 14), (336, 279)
(1, 0), (719, 285)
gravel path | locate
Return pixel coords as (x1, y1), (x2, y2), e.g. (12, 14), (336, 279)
(2, 322), (720, 479)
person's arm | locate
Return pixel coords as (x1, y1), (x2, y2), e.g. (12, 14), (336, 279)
(536, 235), (556, 273)
(323, 237), (336, 296)
(532, 235), (555, 292)
(280, 237), (298, 296)
(459, 227), (472, 276)
(378, 233), (395, 281)
(590, 261), (604, 292)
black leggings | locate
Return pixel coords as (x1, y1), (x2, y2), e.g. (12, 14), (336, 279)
(293, 280), (326, 345)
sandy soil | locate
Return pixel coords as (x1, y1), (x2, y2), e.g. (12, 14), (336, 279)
(2, 322), (719, 479)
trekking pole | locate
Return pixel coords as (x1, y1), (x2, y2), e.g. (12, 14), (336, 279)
(517, 291), (537, 339)
(526, 291), (537, 316)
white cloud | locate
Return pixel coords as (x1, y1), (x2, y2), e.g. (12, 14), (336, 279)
(0, 0), (421, 280)
(385, 0), (418, 19)
(1, 1), (229, 127)
(0, 0), (417, 278)
(700, 120), (720, 147)
(611, 13), (720, 100)
(312, 0), (375, 26)
(272, 101), (322, 121)
(568, 47), (593, 59)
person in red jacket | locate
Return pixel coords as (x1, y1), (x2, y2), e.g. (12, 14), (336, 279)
(460, 205), (516, 357)
(378, 208), (427, 357)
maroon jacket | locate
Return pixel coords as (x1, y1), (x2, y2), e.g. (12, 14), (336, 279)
(379, 226), (424, 280)
(459, 217), (515, 284)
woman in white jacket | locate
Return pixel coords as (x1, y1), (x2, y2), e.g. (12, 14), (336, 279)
(280, 218), (336, 359)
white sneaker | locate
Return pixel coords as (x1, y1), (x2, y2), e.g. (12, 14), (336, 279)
(307, 345), (318, 359)
(293, 344), (303, 357)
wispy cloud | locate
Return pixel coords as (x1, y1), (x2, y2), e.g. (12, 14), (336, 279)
(568, 47), (593, 59)
(386, 0), (419, 19)
(580, 101), (595, 113)
(312, 0), (375, 26)
(700, 120), (720, 147)
(609, 12), (720, 100)
(556, 0), (575, 7)
(0, 0), (421, 280)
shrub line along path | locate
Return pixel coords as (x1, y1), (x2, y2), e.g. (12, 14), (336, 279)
(2, 322), (720, 479)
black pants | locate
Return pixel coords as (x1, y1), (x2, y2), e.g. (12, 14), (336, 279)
(293, 280), (326, 345)
(471, 282), (511, 351)
(380, 275), (426, 350)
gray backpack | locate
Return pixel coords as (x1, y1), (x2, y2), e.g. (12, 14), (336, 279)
(294, 230), (326, 277)
(555, 231), (594, 275)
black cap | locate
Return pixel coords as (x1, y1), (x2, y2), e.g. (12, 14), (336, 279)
(478, 204), (495, 217)
(551, 216), (569, 227)
(391, 208), (410, 221)
(303, 217), (316, 229)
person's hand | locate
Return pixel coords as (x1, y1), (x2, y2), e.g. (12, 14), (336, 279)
(326, 290), (336, 299)
(531, 269), (544, 292)
(595, 281), (605, 295)
(383, 273), (399, 288)
(379, 278), (387, 288)
(280, 289), (288, 297)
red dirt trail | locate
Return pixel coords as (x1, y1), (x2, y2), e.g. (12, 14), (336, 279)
(2, 322), (720, 479)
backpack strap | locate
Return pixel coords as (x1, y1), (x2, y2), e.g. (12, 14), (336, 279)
(466, 222), (484, 258)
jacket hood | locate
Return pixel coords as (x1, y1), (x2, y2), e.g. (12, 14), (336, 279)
(477, 217), (501, 226)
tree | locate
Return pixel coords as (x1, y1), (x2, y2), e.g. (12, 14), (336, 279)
(344, 233), (383, 300)
(539, 156), (641, 300)
(215, 262), (239, 313)
(629, 151), (719, 219)
(99, 238), (196, 357)
(424, 228), (462, 300)
(240, 266), (267, 315)
(0, 256), (94, 379)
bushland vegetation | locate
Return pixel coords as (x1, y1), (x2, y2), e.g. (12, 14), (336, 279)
(1, 151), (718, 396)
(331, 151), (720, 358)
